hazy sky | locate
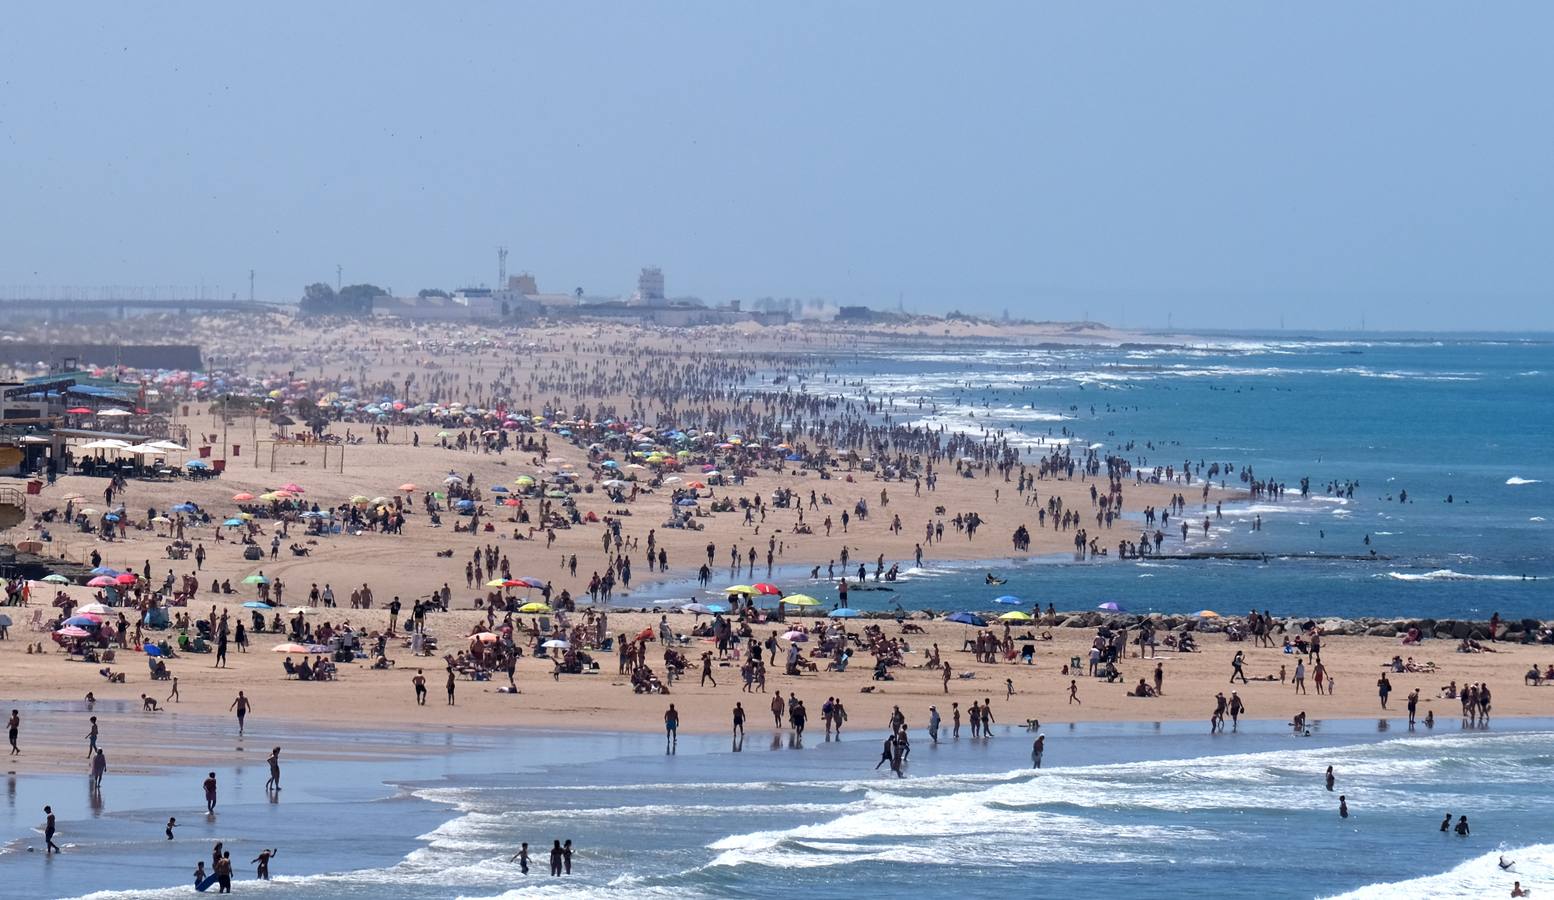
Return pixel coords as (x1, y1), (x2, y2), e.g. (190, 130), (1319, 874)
(2, 3), (1550, 330)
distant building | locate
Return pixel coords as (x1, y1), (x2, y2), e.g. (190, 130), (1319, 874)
(631, 267), (666, 307)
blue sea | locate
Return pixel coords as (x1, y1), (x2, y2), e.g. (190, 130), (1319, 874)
(725, 332), (1552, 622)
(6, 708), (1554, 899)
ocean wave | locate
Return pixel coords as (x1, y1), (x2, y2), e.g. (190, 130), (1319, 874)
(1381, 569), (1531, 583)
(1325, 843), (1554, 899)
(1507, 477), (1543, 485)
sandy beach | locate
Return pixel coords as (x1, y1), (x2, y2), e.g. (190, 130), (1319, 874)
(3, 317), (1548, 777)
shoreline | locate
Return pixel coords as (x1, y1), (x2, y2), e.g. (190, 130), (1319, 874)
(7, 713), (1554, 899)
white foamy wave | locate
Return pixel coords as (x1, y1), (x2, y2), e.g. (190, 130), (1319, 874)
(1507, 477), (1543, 485)
(1382, 569), (1531, 583)
(1326, 843), (1554, 899)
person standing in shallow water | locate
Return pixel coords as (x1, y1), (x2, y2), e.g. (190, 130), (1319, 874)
(549, 840), (563, 876)
(1339, 795), (1349, 818)
(1325, 766), (1335, 791)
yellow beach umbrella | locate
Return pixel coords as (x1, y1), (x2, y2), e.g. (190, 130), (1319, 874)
(518, 602), (552, 614)
(782, 594), (821, 607)
(722, 585), (753, 595)
(998, 611), (1033, 621)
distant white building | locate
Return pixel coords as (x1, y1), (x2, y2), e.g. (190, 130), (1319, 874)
(631, 266), (666, 307)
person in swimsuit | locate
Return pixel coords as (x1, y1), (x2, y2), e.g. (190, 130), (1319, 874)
(229, 692), (252, 735)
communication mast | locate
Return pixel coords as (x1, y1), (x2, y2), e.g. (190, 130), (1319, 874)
(498, 246), (508, 288)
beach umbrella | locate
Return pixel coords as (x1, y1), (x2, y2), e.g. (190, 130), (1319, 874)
(143, 644), (161, 657)
(66, 407), (93, 414)
(1097, 602), (1126, 612)
(703, 603), (728, 614)
(485, 579), (508, 588)
(752, 583), (781, 595)
(540, 639), (570, 650)
(280, 483), (305, 493)
(946, 611), (988, 627)
(185, 459), (210, 469)
(399, 483), (417, 492)
(76, 603), (114, 615)
(80, 508), (100, 517)
(721, 585), (753, 596)
(103, 513), (121, 522)
(993, 595), (1023, 605)
(63, 615), (101, 627)
(243, 574), (269, 585)
(55, 626), (91, 638)
(232, 492), (255, 502)
(242, 601), (274, 609)
(89, 566), (118, 576)
(518, 602), (552, 614)
(1195, 610), (1221, 618)
(288, 606), (315, 615)
(783, 631), (809, 642)
(87, 576), (116, 587)
(998, 611), (1034, 621)
(675, 498), (698, 507)
(114, 573), (137, 585)
(470, 632), (499, 644)
(151, 515), (171, 524)
(683, 602), (715, 615)
(270, 643), (309, 653)
(782, 595), (820, 607)
(491, 485), (509, 492)
(42, 574), (70, 584)
(223, 518), (245, 527)
(828, 608), (862, 619)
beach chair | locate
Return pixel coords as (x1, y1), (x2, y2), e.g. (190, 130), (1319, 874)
(538, 617), (551, 634)
(28, 609), (45, 631)
(1069, 655), (1083, 672)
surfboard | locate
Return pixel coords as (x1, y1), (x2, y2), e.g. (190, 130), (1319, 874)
(195, 873), (220, 892)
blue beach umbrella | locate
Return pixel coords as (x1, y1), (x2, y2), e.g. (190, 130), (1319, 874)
(242, 601), (274, 609)
(946, 611), (988, 627)
(223, 518), (245, 527)
(143, 644), (161, 657)
(828, 608), (861, 619)
(1097, 601), (1126, 612)
(184, 460), (210, 469)
(993, 595), (1023, 605)
(90, 566), (119, 576)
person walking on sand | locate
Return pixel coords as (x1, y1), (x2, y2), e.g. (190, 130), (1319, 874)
(664, 703), (679, 752)
(203, 772), (218, 813)
(1294, 659), (1307, 694)
(265, 747), (282, 792)
(942, 661), (952, 693)
(167, 676), (180, 704)
(1377, 673), (1392, 710)
(771, 692), (785, 727)
(1230, 650), (1248, 684)
(732, 702), (745, 742)
(1068, 680), (1081, 705)
(8, 709), (19, 755)
(700, 651), (717, 687)
(229, 691), (252, 736)
(86, 716), (99, 759)
(446, 667), (457, 705)
(413, 669), (427, 705)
